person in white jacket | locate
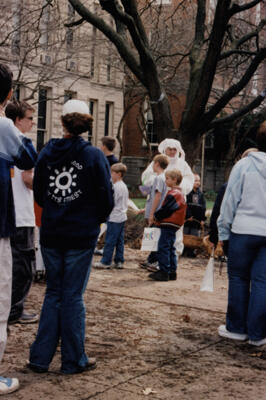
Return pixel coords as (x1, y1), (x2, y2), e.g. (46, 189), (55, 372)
(217, 121), (266, 347)
(141, 138), (194, 256)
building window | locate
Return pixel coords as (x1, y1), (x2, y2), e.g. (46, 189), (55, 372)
(66, 4), (75, 51)
(107, 61), (111, 82)
(154, 0), (171, 4)
(205, 132), (214, 149)
(104, 102), (113, 137)
(90, 49), (95, 78)
(13, 85), (20, 101)
(146, 108), (158, 145)
(142, 99), (158, 146)
(37, 88), (48, 152)
(11, 5), (21, 55)
(40, 2), (50, 48)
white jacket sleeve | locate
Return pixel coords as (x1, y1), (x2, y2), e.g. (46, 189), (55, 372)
(180, 161), (194, 195)
(141, 161), (156, 186)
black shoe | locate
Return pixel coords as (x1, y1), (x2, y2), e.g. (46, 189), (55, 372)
(27, 363), (48, 373)
(61, 358), (97, 374)
(149, 270), (169, 281)
(169, 272), (177, 281)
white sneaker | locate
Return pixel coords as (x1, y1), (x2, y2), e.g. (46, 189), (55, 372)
(93, 261), (112, 269)
(218, 325), (248, 341)
(248, 338), (266, 347)
(0, 376), (19, 395)
(113, 262), (124, 269)
(147, 262), (159, 272)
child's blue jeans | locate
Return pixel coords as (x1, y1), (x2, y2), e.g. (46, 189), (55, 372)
(101, 221), (125, 265)
(157, 227), (177, 274)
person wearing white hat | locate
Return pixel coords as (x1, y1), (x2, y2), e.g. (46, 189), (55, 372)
(28, 99), (114, 374)
(141, 138), (194, 262)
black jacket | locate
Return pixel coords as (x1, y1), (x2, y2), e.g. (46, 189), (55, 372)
(33, 136), (114, 249)
(185, 188), (206, 228)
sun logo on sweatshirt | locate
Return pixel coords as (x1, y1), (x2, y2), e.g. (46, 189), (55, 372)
(49, 166), (77, 197)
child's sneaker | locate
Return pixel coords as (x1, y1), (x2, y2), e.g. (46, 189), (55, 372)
(113, 262), (124, 269)
(0, 376), (19, 395)
(93, 261), (112, 269)
(147, 262), (159, 272)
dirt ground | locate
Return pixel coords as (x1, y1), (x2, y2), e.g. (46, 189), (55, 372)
(3, 248), (266, 400)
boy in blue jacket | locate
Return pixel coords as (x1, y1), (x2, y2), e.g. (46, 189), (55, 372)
(0, 63), (37, 395)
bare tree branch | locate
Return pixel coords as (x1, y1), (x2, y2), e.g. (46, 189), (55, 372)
(209, 90), (266, 129)
(229, 0), (263, 17)
(201, 48), (266, 127)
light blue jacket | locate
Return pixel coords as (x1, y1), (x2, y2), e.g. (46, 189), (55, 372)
(218, 152), (266, 241)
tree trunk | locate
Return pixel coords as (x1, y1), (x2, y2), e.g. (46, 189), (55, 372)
(180, 132), (202, 168)
(150, 94), (174, 143)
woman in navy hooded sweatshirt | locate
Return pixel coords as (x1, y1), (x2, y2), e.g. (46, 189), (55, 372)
(28, 100), (114, 374)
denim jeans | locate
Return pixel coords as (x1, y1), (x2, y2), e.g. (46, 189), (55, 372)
(147, 251), (158, 264)
(101, 221), (125, 265)
(226, 232), (266, 341)
(157, 227), (177, 274)
(29, 244), (96, 373)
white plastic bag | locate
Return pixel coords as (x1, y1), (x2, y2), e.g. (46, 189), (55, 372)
(200, 249), (214, 292)
(140, 227), (160, 252)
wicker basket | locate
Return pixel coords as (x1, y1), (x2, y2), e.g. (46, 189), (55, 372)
(183, 218), (204, 249)
(183, 234), (203, 249)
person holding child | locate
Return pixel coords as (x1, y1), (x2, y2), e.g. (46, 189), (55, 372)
(149, 169), (187, 281)
(94, 163), (128, 269)
(28, 99), (114, 374)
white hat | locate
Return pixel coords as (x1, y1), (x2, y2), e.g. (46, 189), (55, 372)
(62, 99), (90, 116)
(158, 138), (185, 159)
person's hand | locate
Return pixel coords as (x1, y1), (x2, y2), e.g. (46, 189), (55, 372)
(138, 208), (145, 215)
(148, 215), (154, 226)
(200, 221), (205, 228)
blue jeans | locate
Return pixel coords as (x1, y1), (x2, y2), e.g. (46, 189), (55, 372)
(29, 244), (96, 373)
(226, 232), (266, 341)
(157, 228), (177, 274)
(101, 221), (125, 265)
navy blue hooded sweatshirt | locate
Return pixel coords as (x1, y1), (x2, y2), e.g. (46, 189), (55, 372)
(33, 136), (114, 249)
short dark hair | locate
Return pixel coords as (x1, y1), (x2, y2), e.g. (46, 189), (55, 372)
(153, 154), (169, 170)
(256, 121), (266, 152)
(101, 136), (116, 151)
(0, 64), (13, 104)
(111, 162), (127, 177)
(5, 100), (34, 123)
(61, 113), (93, 136)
